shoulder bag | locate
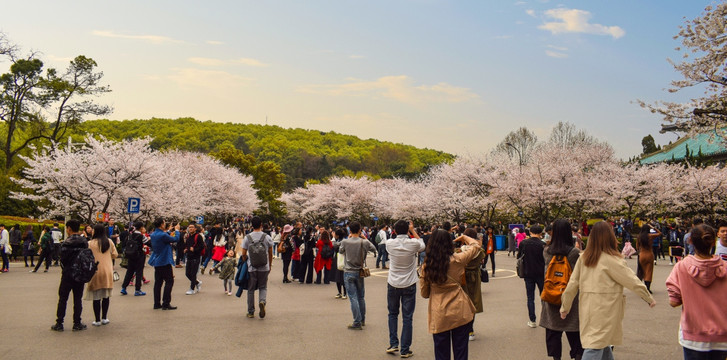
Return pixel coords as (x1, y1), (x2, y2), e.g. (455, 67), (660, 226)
(359, 239), (370, 278)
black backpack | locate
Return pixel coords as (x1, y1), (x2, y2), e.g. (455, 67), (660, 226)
(70, 248), (98, 283)
(247, 234), (268, 268)
(124, 237), (141, 259)
(320, 243), (333, 259)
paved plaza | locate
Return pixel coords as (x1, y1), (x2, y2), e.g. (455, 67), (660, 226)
(0, 253), (682, 359)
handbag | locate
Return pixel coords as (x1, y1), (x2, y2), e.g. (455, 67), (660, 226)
(516, 255), (525, 278)
(4, 243), (11, 254)
(277, 241), (286, 254)
(212, 246), (226, 262)
(113, 271), (120, 282)
(359, 239), (370, 278)
(480, 265), (489, 283)
(337, 250), (346, 269)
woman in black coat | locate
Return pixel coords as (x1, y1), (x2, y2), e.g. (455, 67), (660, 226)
(22, 225), (36, 267)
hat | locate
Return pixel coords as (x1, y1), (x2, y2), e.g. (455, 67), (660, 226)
(283, 224), (294, 233)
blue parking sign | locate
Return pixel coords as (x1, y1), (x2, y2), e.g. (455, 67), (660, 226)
(127, 198), (140, 213)
(196, 216), (204, 225)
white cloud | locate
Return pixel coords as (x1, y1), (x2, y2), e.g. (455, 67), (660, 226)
(91, 30), (182, 44)
(187, 57), (270, 67)
(349, 55), (365, 59)
(297, 75), (479, 104)
(547, 45), (568, 51)
(206, 40), (224, 45)
(539, 8), (625, 39)
(235, 58), (269, 67)
(47, 55), (73, 63)
(167, 68), (252, 89)
(525, 9), (536, 17)
(545, 50), (568, 58)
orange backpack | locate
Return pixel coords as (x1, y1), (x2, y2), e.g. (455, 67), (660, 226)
(540, 254), (572, 305)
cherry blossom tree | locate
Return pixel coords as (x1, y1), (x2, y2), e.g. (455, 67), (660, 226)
(12, 136), (258, 223)
(638, 1), (727, 135)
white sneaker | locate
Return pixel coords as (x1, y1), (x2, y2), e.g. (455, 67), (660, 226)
(669, 262), (674, 265)
(227, 292), (232, 296)
(527, 321), (537, 328)
(92, 321), (101, 327)
(468, 332), (475, 341)
(196, 281), (202, 293)
(101, 319), (110, 325)
(185, 289), (195, 295)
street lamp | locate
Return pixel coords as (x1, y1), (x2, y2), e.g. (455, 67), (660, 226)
(505, 142), (523, 173)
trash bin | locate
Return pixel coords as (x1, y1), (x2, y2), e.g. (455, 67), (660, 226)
(495, 235), (507, 251)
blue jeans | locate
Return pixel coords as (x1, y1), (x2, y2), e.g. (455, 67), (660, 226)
(387, 284), (416, 353)
(524, 277), (543, 322)
(582, 347), (614, 360)
(683, 347), (727, 360)
(344, 272), (366, 326)
(377, 243), (388, 267)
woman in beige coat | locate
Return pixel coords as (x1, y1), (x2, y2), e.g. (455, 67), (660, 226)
(84, 224), (118, 326)
(560, 222), (655, 360)
(420, 230), (480, 360)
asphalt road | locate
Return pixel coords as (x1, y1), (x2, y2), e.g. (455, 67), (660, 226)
(0, 253), (682, 359)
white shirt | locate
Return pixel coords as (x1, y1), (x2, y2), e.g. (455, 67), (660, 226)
(716, 241), (727, 262)
(0, 229), (8, 246)
(378, 230), (388, 245)
(51, 228), (63, 244)
(386, 235), (425, 288)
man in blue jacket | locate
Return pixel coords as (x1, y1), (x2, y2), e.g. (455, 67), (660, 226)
(148, 218), (180, 310)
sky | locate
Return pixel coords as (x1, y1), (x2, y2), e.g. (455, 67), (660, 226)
(0, 0), (713, 159)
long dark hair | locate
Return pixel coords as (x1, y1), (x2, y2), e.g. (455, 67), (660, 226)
(548, 219), (574, 255)
(638, 224), (652, 249)
(424, 229), (454, 285)
(92, 224), (110, 253)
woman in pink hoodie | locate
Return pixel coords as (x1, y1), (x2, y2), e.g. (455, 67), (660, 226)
(666, 224), (727, 360)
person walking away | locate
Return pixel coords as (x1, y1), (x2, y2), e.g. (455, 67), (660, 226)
(636, 224), (661, 293)
(241, 216), (274, 318)
(507, 228), (517, 257)
(539, 219), (583, 360)
(333, 228), (348, 299)
(148, 218), (180, 310)
(376, 225), (389, 269)
(279, 225), (293, 283)
(9, 224), (21, 261)
(121, 221), (148, 296)
(213, 249), (237, 295)
(0, 224), (9, 272)
(33, 226), (54, 273)
(666, 223), (727, 359)
(272, 227), (281, 258)
(420, 230), (480, 360)
(518, 224), (546, 328)
(338, 221), (377, 330)
(560, 221), (655, 360)
(185, 224), (205, 295)
(85, 224), (118, 326)
(22, 225), (36, 268)
(385, 221), (425, 357)
(51, 223), (63, 266)
(51, 219), (89, 331)
(314, 230), (334, 284)
(460, 228), (485, 342)
(483, 226), (496, 277)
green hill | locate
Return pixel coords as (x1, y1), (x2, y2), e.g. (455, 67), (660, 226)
(75, 118), (454, 190)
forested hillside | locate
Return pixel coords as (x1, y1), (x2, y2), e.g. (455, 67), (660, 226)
(75, 118), (454, 190)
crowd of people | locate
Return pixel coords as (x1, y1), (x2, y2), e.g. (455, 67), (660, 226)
(1, 214), (726, 360)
